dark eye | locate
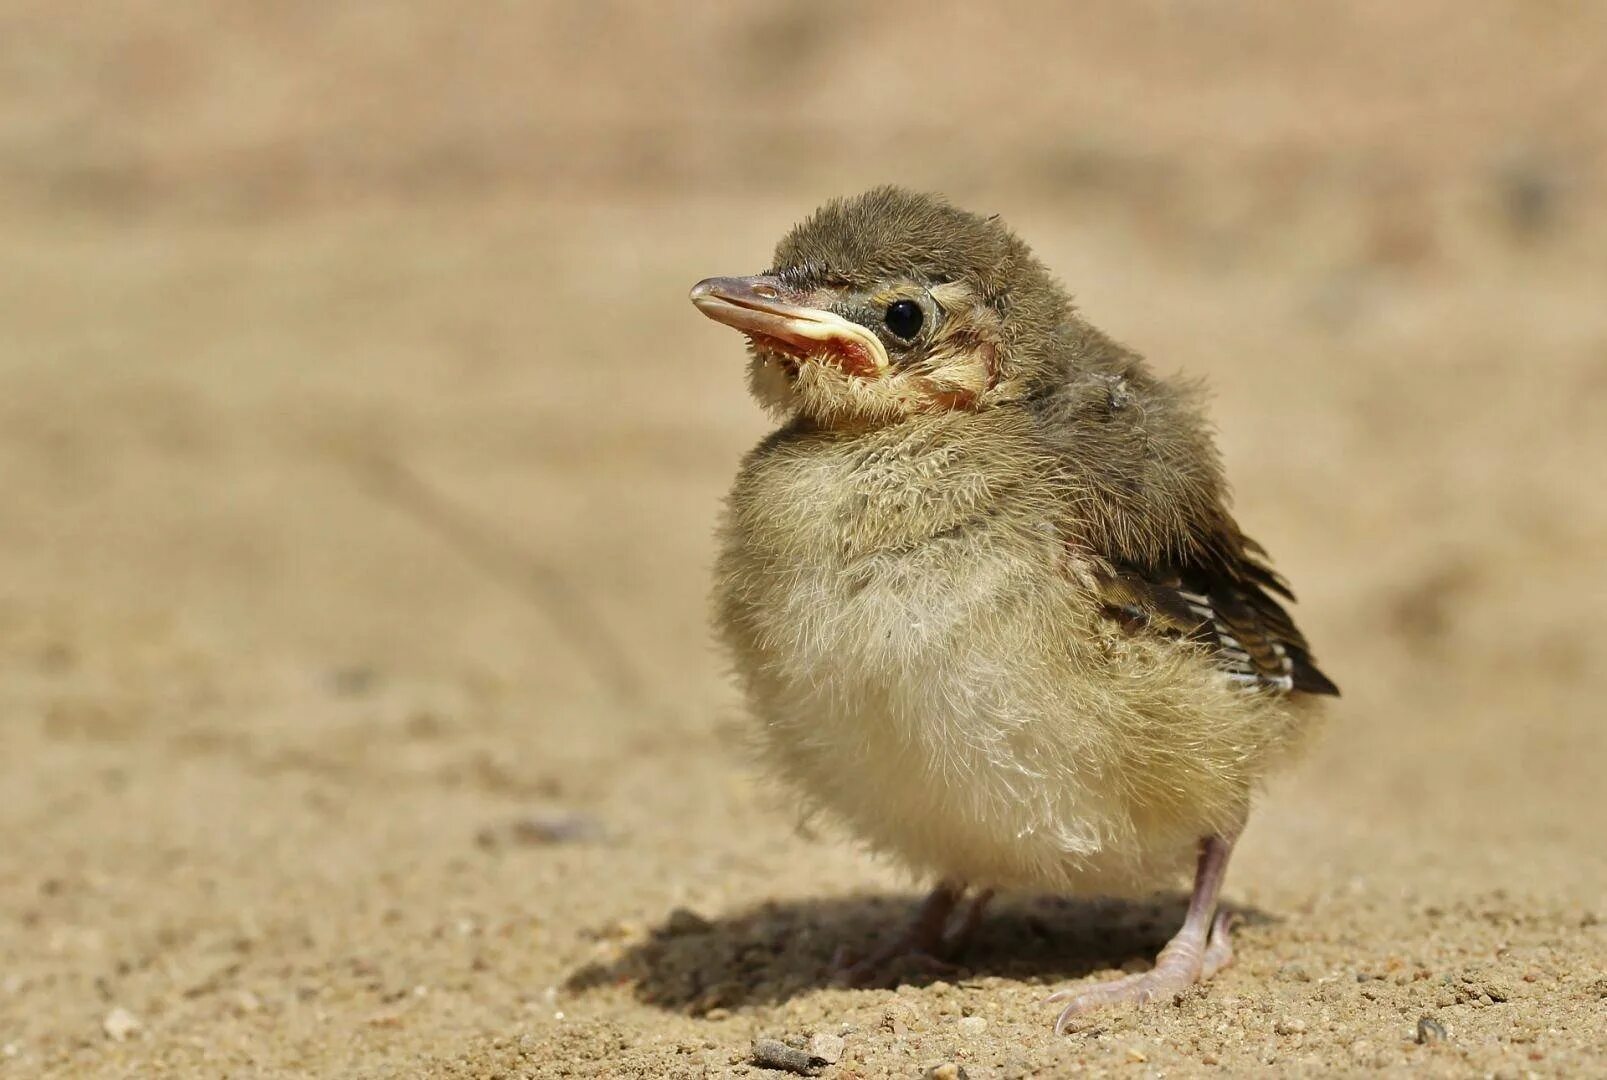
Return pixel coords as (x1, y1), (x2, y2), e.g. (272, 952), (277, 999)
(883, 299), (924, 340)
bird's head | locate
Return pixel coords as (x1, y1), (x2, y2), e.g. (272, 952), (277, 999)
(691, 186), (1070, 426)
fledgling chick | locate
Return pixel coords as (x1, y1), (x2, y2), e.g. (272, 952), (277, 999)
(691, 187), (1337, 1031)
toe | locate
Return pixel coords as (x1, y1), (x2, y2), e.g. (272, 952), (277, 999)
(1047, 961), (1216, 1030)
(1047, 972), (1151, 1031)
(1201, 910), (1236, 979)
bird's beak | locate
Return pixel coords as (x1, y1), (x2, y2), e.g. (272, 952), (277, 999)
(689, 275), (889, 378)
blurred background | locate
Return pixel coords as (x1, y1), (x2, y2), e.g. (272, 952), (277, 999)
(1, 3), (1602, 1076)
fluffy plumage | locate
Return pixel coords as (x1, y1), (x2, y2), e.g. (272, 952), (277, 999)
(694, 186), (1336, 1020)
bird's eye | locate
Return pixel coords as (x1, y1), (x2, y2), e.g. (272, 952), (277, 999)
(883, 299), (924, 340)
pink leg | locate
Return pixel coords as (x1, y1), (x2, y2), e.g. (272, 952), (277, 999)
(836, 881), (991, 986)
(946, 887), (995, 956)
(1047, 835), (1237, 1033)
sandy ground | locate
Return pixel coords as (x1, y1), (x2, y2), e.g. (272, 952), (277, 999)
(1, 4), (1604, 1077)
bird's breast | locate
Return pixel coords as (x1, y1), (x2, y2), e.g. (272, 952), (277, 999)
(718, 419), (1070, 676)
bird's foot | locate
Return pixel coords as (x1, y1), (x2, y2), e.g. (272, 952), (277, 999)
(833, 943), (962, 986)
(1047, 909), (1234, 1032)
(833, 884), (992, 987)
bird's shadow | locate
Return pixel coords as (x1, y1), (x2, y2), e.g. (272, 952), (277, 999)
(564, 892), (1274, 1014)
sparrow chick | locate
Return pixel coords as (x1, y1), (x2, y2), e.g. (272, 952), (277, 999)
(691, 187), (1337, 1030)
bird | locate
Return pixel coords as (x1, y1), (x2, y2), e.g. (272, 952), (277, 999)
(689, 186), (1337, 1032)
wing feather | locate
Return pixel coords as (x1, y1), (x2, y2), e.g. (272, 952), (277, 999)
(1092, 553), (1339, 697)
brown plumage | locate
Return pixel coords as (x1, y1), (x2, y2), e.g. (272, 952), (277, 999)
(691, 186), (1336, 1030)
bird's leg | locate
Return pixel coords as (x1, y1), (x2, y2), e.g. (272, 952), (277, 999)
(1048, 834), (1237, 1032)
(835, 880), (981, 986)
(942, 887), (995, 957)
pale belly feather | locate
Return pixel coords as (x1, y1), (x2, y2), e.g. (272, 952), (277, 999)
(722, 520), (1202, 894)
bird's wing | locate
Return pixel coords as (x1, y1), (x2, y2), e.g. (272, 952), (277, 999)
(1090, 543), (1339, 696)
(1026, 326), (1337, 696)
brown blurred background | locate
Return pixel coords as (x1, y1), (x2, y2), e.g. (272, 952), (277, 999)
(1, 3), (1603, 1076)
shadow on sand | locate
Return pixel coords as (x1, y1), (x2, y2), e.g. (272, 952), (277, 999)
(565, 892), (1272, 1014)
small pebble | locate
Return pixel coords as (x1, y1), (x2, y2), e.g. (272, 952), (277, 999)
(477, 813), (605, 849)
(326, 666), (378, 696)
(957, 1015), (988, 1036)
(806, 1033), (844, 1065)
(102, 1007), (141, 1042)
(752, 1038), (822, 1076)
(1416, 1016), (1448, 1044)
(509, 813), (605, 846)
(923, 1065), (969, 1080)
(661, 907), (714, 937)
(594, 918), (644, 942)
(1274, 1018), (1307, 1036)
